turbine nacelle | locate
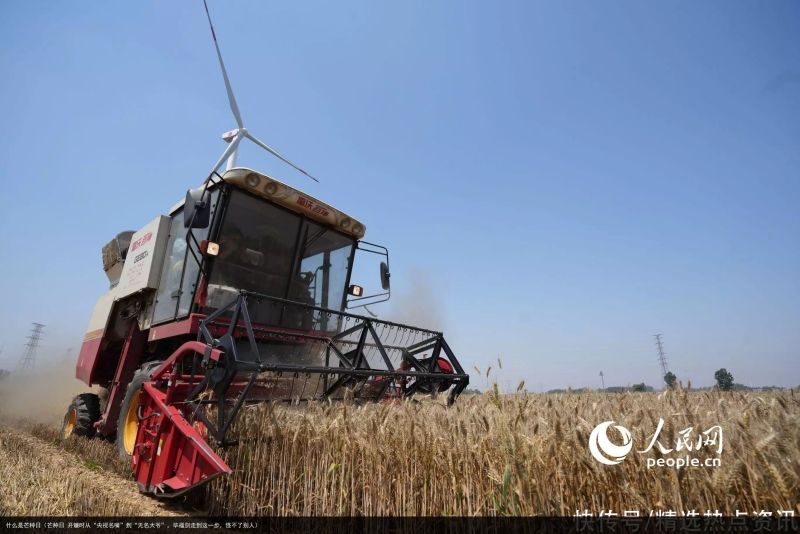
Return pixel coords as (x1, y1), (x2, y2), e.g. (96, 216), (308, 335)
(221, 128), (241, 143)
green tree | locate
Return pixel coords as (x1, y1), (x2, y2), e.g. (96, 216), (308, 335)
(631, 383), (648, 392)
(664, 372), (677, 389)
(714, 368), (734, 391)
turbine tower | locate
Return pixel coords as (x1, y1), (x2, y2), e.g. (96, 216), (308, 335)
(16, 323), (44, 373)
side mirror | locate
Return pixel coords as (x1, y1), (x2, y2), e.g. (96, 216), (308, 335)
(346, 241), (391, 309)
(380, 261), (391, 290)
(184, 188), (211, 229)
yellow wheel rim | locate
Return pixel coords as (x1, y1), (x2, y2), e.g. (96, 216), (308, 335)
(123, 389), (140, 455)
(63, 408), (77, 438)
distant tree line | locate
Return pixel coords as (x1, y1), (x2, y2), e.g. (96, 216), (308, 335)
(466, 366), (791, 395)
(545, 385), (657, 394)
(543, 367), (789, 394)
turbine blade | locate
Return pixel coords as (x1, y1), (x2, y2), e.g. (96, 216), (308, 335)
(209, 131), (244, 175)
(203, 0), (243, 128)
(245, 132), (319, 183)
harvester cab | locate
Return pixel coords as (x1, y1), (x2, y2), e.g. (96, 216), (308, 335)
(61, 2), (468, 497)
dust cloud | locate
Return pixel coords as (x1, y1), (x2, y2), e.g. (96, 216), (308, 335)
(0, 355), (97, 427)
(384, 270), (447, 332)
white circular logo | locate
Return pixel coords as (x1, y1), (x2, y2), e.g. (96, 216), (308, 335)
(589, 421), (633, 465)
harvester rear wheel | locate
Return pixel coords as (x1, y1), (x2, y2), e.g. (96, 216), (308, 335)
(60, 393), (101, 439)
(117, 360), (162, 460)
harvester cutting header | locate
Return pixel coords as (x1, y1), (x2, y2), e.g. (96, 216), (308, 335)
(61, 1), (468, 497)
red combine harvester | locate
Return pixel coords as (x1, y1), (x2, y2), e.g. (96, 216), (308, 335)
(61, 2), (468, 498)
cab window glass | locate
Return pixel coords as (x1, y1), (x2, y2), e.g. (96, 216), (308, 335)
(152, 214), (188, 324)
(207, 190), (302, 308)
(152, 189), (219, 324)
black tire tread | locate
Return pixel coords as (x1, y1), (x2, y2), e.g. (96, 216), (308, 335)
(61, 393), (101, 438)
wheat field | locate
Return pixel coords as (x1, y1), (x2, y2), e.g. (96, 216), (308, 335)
(202, 388), (799, 516)
(1, 388), (798, 516)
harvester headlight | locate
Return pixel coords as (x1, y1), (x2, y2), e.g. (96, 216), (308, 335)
(264, 182), (278, 196)
(340, 218), (351, 229)
(245, 173), (260, 188)
(201, 240), (220, 256)
(348, 284), (364, 297)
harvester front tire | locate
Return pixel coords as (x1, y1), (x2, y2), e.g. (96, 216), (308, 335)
(61, 393), (101, 440)
(117, 360), (162, 460)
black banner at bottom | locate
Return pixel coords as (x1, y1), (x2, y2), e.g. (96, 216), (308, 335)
(1, 516), (798, 533)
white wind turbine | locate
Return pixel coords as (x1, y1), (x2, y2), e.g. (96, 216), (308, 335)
(203, 0), (318, 182)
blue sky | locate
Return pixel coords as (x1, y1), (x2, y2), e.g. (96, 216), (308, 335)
(0, 1), (798, 389)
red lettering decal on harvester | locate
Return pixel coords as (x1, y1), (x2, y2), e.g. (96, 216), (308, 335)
(296, 196), (330, 217)
(130, 232), (153, 252)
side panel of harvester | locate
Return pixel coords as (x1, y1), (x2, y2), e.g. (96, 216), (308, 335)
(75, 288), (118, 384)
(116, 216), (171, 298)
(75, 216), (171, 387)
